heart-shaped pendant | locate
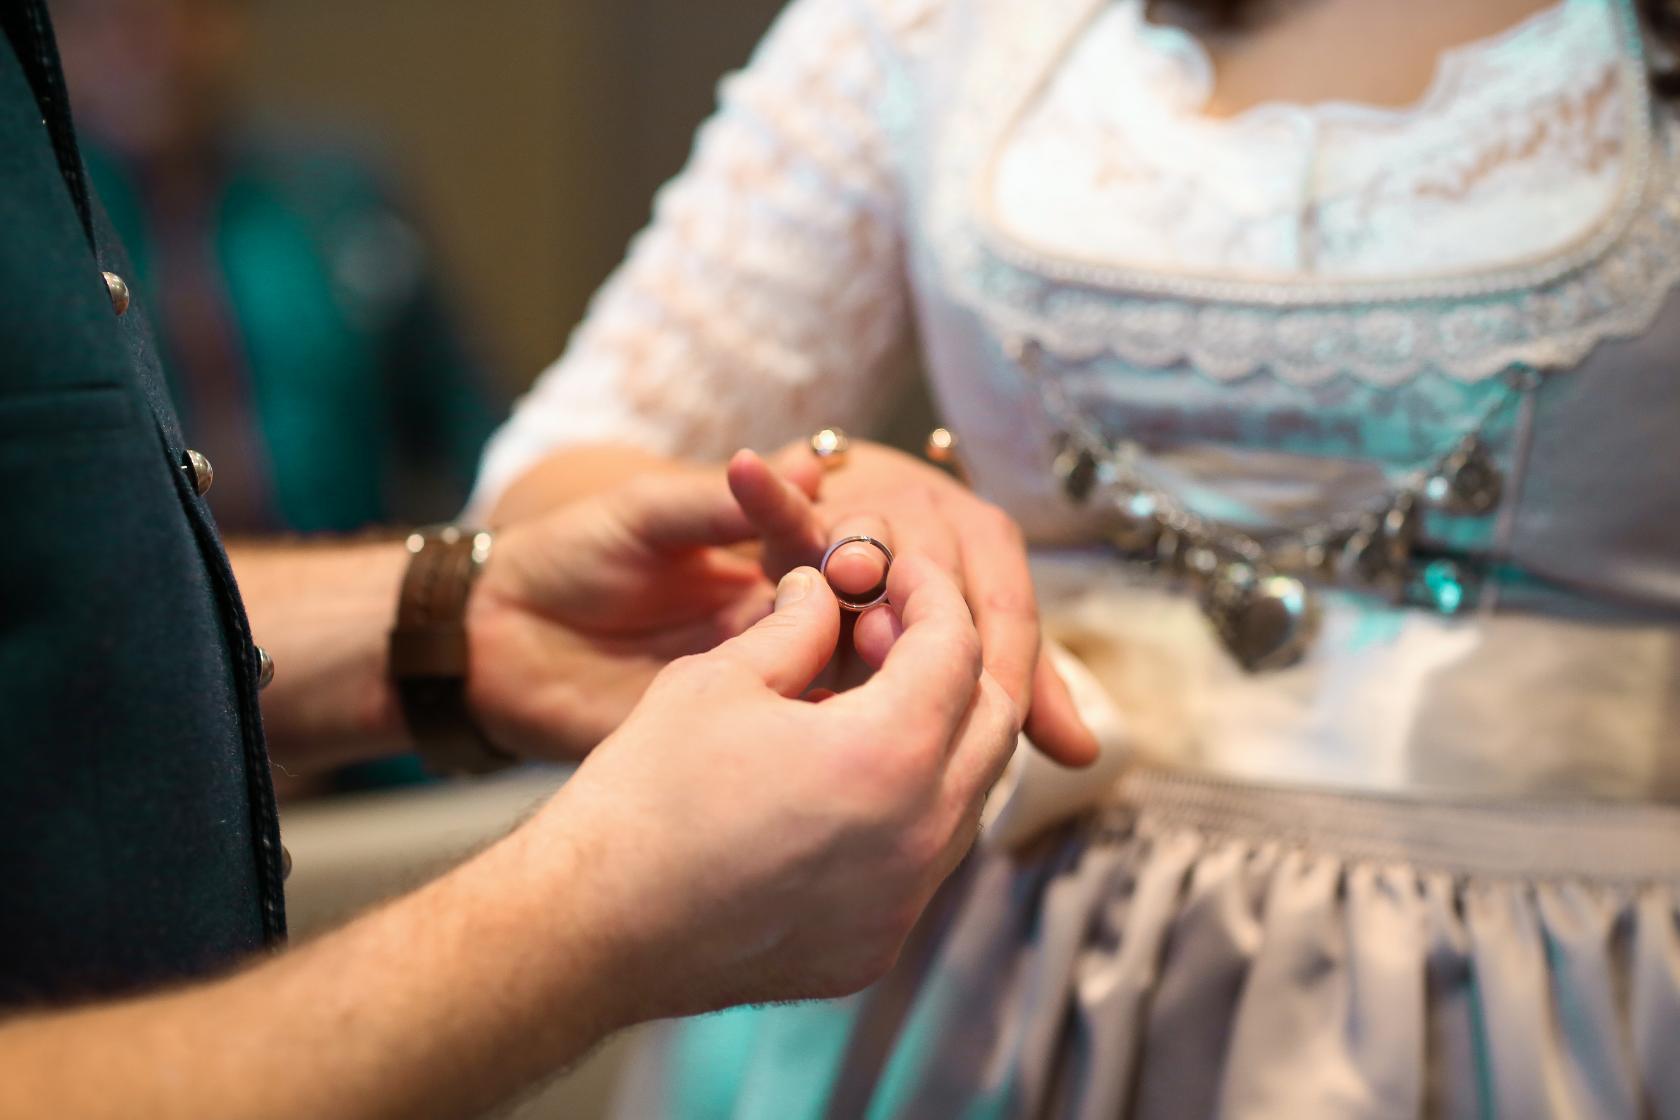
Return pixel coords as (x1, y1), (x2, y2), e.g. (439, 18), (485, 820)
(1203, 566), (1321, 672)
(1053, 442), (1100, 504)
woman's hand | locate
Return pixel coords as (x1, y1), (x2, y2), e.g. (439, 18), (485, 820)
(736, 438), (1099, 769)
(466, 436), (1097, 769)
(464, 464), (823, 760)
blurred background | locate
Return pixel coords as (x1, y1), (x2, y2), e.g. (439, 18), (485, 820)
(54, 0), (929, 800)
(49, 1), (796, 1113)
(53, 0), (790, 532)
(235, 0), (790, 401)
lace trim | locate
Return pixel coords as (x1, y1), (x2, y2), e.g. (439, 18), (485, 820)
(1149, 0), (1609, 131)
(469, 0), (915, 510)
(928, 0), (1680, 385)
(992, 0), (1626, 277)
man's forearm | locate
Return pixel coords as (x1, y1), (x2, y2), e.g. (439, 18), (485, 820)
(231, 539), (411, 771)
(0, 807), (630, 1120)
(234, 445), (690, 771)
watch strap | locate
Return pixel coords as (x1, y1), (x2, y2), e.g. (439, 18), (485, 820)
(389, 526), (511, 776)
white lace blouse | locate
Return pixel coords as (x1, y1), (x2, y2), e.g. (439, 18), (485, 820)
(994, 0), (1624, 278)
(474, 0), (1680, 816)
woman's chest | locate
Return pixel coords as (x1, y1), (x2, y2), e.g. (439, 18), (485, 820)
(897, 0), (1675, 560)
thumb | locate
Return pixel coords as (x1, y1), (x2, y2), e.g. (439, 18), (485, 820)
(710, 567), (841, 697)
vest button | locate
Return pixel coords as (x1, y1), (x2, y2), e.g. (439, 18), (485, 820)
(181, 448), (214, 495)
(101, 271), (131, 316)
(256, 646), (275, 690)
(280, 845), (293, 881)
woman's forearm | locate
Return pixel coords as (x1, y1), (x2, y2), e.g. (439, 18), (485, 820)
(487, 443), (692, 524)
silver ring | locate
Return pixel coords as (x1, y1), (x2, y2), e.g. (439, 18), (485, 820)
(819, 534), (894, 612)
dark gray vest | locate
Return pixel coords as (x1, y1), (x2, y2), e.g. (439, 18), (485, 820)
(0, 0), (284, 1004)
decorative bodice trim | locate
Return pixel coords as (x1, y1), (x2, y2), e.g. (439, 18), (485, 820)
(927, 0), (1680, 386)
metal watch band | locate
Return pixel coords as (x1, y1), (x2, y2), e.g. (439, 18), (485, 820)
(388, 526), (511, 776)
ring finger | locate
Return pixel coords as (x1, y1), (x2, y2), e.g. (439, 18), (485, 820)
(821, 514), (895, 605)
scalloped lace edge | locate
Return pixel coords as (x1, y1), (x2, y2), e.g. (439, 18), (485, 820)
(932, 0), (1680, 387)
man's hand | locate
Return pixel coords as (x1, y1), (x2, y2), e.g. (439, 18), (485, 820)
(464, 466), (821, 760)
(0, 555), (1018, 1120)
(542, 555), (1020, 1015)
(734, 439), (1099, 769)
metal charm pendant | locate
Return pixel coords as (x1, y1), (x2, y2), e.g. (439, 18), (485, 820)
(1335, 493), (1419, 602)
(1053, 439), (1101, 504)
(1338, 516), (1387, 586)
(1202, 565), (1321, 672)
(1425, 438), (1503, 516)
(1108, 491), (1162, 554)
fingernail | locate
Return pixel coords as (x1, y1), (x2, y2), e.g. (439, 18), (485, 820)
(775, 569), (813, 611)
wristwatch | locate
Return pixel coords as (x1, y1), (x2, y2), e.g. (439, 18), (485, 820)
(388, 525), (512, 776)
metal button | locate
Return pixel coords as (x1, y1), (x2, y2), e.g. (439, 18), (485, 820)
(280, 845), (293, 881)
(102, 271), (130, 316)
(181, 448), (214, 496)
(256, 646), (275, 690)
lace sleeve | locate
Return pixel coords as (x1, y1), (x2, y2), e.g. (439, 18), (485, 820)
(469, 0), (922, 511)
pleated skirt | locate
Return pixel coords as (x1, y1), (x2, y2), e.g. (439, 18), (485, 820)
(618, 769), (1680, 1119)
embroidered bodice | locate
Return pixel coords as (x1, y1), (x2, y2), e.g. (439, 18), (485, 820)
(474, 0), (1680, 803)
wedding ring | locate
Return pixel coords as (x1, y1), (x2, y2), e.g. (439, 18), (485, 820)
(810, 427), (850, 470)
(819, 533), (893, 612)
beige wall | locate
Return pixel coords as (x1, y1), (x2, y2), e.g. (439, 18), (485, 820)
(243, 0), (786, 395)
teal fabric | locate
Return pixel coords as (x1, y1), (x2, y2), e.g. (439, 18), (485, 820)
(83, 138), (500, 533)
(667, 1005), (766, 1118)
(663, 998), (867, 1120)
(867, 973), (1010, 1120)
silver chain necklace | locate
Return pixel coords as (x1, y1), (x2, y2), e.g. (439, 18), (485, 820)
(1012, 337), (1538, 671)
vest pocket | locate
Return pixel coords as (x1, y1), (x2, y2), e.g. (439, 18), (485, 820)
(0, 383), (135, 440)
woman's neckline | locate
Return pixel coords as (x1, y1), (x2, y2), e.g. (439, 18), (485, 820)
(1141, 0), (1579, 127)
(960, 0), (1652, 308)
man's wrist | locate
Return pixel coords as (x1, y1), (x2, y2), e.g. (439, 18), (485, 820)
(234, 538), (417, 770)
(511, 785), (670, 1028)
(389, 526), (512, 775)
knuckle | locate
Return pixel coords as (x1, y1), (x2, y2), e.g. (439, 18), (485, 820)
(979, 584), (1039, 625)
(911, 483), (945, 512)
(740, 607), (807, 642)
(658, 652), (738, 695)
(652, 653), (701, 687)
